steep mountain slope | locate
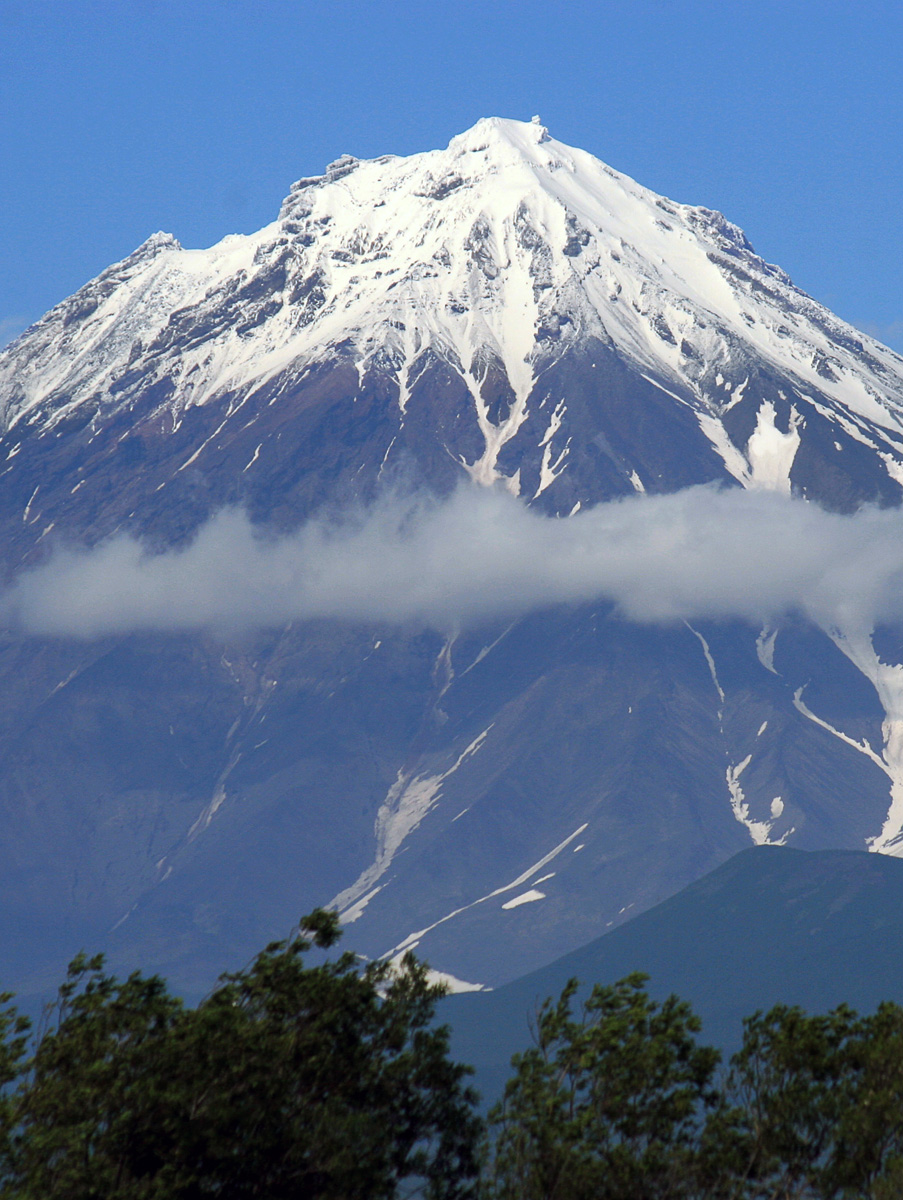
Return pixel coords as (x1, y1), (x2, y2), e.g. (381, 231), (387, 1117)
(2, 119), (903, 993)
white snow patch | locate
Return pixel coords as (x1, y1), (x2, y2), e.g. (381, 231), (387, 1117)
(22, 485), (39, 523)
(386, 822), (588, 955)
(756, 626), (780, 674)
(434, 634), (457, 698)
(423, 968), (489, 993)
(825, 628), (903, 855)
(539, 399), (566, 449)
(747, 401), (802, 494)
(384, 949), (488, 993)
(177, 413), (232, 472)
(378, 434), (398, 479)
(331, 725), (494, 919)
(686, 622), (724, 711)
(726, 753), (790, 845)
(340, 885), (383, 924)
(502, 889), (546, 909)
(639, 374), (687, 406)
(792, 684), (886, 773)
(696, 412), (750, 485)
(187, 747), (242, 841)
(687, 621), (788, 845)
(880, 452), (903, 489)
(48, 666), (82, 698)
(458, 622), (517, 679)
(533, 399), (570, 497)
(723, 376), (748, 412)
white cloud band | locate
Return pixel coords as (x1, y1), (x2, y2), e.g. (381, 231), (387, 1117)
(3, 484), (900, 638)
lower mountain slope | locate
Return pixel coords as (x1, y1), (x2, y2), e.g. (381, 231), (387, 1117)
(444, 845), (903, 1102)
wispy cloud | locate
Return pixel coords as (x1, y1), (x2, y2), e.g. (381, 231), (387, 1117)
(4, 484), (903, 639)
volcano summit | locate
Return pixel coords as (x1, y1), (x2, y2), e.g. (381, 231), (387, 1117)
(2, 118), (903, 994)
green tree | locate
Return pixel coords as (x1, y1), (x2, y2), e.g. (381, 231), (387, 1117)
(835, 1001), (903, 1197)
(0, 993), (28, 1188)
(707, 1003), (860, 1199)
(485, 972), (721, 1200)
(1, 911), (481, 1199)
(713, 999), (903, 1199)
(6, 955), (183, 1198)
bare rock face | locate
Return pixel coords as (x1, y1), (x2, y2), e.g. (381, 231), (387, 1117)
(3, 118), (903, 996)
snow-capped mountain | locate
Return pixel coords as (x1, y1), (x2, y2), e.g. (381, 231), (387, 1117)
(3, 118), (903, 995)
(6, 117), (903, 512)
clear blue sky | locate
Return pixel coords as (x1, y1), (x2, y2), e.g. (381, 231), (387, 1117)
(2, 0), (902, 350)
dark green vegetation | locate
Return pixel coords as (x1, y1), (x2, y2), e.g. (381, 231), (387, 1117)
(0, 912), (481, 1199)
(2, 906), (903, 1198)
(486, 974), (903, 1199)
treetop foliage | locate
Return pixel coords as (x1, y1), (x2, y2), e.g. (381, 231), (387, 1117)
(486, 972), (720, 1200)
(1, 917), (903, 1198)
(0, 909), (481, 1199)
(488, 973), (903, 1199)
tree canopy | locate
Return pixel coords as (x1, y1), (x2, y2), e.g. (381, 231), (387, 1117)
(486, 976), (903, 1200)
(485, 972), (720, 1200)
(0, 910), (481, 1199)
(3, 923), (903, 1198)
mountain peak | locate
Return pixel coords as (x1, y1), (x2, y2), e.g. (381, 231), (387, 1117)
(447, 114), (551, 154)
(3, 118), (903, 494)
